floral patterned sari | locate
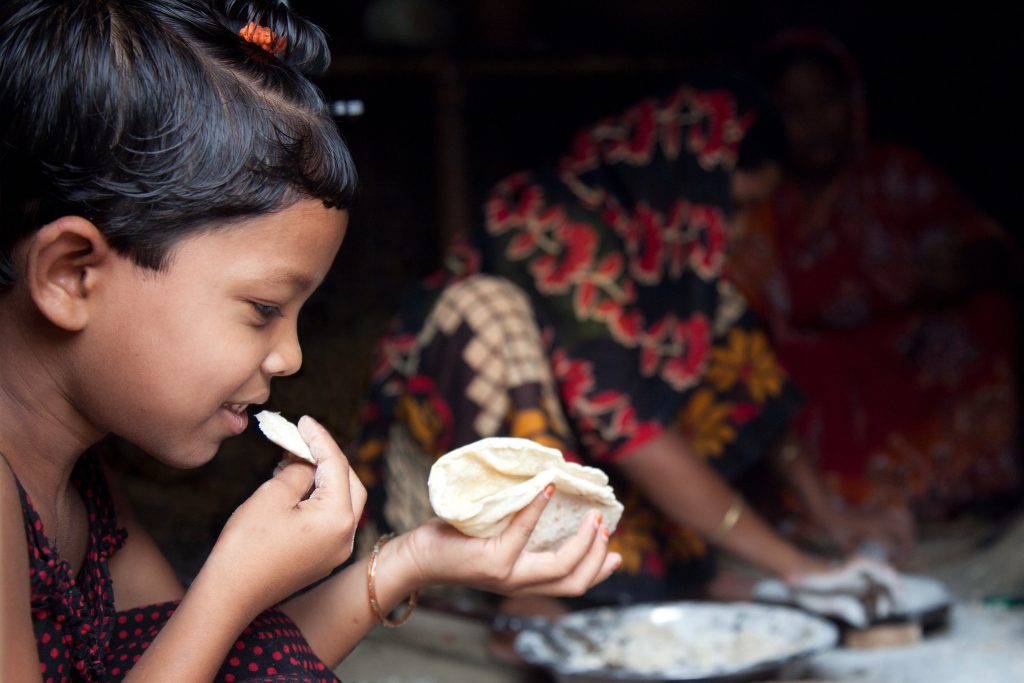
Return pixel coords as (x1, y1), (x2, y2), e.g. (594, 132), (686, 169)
(355, 78), (801, 602)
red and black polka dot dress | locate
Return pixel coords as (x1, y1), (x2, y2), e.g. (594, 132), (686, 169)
(16, 453), (340, 682)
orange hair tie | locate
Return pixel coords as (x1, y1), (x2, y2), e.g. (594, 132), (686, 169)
(239, 20), (287, 55)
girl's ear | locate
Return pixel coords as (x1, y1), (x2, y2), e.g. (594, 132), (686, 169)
(24, 216), (112, 331)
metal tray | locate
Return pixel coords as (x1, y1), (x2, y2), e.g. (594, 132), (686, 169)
(514, 601), (839, 683)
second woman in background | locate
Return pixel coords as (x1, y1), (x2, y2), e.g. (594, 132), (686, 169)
(731, 30), (1021, 526)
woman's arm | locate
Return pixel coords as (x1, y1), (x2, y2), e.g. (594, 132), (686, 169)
(771, 435), (914, 561)
(0, 461), (43, 682)
(615, 427), (827, 581)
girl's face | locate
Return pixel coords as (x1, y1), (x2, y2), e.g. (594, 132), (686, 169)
(76, 199), (346, 467)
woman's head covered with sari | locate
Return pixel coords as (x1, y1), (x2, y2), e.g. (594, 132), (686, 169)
(754, 29), (867, 179)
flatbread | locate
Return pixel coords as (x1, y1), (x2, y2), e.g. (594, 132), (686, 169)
(255, 411), (316, 464)
(428, 437), (623, 551)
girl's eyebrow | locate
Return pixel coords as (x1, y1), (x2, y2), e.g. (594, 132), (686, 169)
(251, 270), (316, 294)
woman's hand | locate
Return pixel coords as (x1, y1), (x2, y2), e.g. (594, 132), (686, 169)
(202, 416), (367, 616)
(781, 556), (903, 628)
(397, 487), (621, 598)
(819, 505), (915, 564)
(771, 433), (915, 565)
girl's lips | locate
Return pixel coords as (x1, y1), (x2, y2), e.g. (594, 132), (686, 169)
(220, 403), (249, 434)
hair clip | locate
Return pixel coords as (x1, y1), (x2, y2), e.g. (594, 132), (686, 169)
(239, 21), (287, 55)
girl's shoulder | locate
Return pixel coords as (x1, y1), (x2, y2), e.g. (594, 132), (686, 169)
(0, 454), (41, 675)
(0, 454), (27, 539)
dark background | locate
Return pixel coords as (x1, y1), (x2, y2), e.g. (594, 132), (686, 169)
(300, 0), (1022, 328)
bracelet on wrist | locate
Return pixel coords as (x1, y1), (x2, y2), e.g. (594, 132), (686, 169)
(708, 496), (744, 545)
(366, 533), (418, 628)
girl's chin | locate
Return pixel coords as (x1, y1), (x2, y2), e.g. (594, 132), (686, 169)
(140, 438), (224, 470)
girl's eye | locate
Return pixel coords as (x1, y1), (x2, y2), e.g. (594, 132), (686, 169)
(252, 302), (283, 320)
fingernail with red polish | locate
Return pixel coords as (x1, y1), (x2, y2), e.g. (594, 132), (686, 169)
(544, 484), (556, 499)
(594, 513), (603, 529)
(601, 526), (610, 540)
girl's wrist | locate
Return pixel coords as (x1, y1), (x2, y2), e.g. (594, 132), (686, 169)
(172, 562), (259, 653)
(377, 530), (432, 599)
(189, 551), (263, 627)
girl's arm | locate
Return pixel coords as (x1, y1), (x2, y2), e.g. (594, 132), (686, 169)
(615, 427), (828, 581)
(116, 418), (365, 682)
(0, 462), (43, 682)
(282, 490), (616, 668)
(105, 467), (249, 681)
(279, 419), (616, 668)
(104, 466), (185, 609)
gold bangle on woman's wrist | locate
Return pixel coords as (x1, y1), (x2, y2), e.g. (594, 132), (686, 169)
(709, 496), (744, 545)
(367, 533), (418, 627)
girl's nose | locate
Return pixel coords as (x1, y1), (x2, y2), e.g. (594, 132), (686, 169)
(263, 325), (303, 377)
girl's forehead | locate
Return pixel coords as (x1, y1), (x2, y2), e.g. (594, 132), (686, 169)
(173, 202), (346, 283)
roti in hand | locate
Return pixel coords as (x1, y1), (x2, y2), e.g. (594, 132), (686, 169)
(255, 411), (316, 464)
(428, 437), (623, 551)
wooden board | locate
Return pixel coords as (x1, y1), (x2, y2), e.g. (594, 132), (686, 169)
(843, 621), (922, 649)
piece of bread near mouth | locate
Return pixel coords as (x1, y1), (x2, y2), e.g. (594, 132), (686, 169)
(255, 410), (316, 465)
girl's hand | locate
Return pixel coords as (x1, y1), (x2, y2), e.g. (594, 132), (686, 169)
(398, 487), (621, 598)
(203, 416), (367, 615)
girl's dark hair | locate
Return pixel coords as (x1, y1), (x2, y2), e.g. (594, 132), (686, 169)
(0, 0), (357, 289)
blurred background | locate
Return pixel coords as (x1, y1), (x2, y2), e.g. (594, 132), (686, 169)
(307, 0), (1022, 304)
(104, 0), (1023, 584)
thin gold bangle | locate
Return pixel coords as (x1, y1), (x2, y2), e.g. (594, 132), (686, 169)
(709, 496), (744, 545)
(367, 533), (418, 628)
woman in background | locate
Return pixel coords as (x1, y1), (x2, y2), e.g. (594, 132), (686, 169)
(355, 75), (899, 619)
(730, 30), (1021, 527)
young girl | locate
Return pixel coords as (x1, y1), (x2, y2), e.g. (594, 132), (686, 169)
(0, 1), (619, 681)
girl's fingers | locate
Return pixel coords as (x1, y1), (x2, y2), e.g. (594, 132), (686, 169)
(514, 509), (606, 591)
(569, 522), (615, 587)
(594, 551), (623, 585)
(348, 466), (368, 518)
(262, 459), (315, 505)
(499, 484), (556, 555)
(297, 416), (354, 511)
(531, 545), (621, 598)
(295, 416), (364, 559)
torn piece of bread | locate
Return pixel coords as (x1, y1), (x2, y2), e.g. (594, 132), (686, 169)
(428, 437), (623, 551)
(255, 411), (316, 464)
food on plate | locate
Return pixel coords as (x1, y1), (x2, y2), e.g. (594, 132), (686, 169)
(428, 437), (623, 551)
(255, 410), (316, 465)
(515, 601), (839, 678)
